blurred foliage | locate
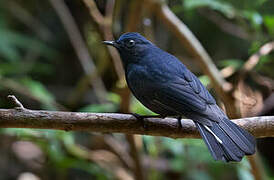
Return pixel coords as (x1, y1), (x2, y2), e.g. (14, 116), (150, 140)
(79, 92), (120, 113)
(0, 0), (273, 179)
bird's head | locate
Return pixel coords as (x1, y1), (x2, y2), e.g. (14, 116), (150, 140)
(103, 32), (153, 66)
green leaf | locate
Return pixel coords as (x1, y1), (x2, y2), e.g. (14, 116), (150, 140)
(264, 15), (274, 36)
(79, 92), (120, 113)
(0, 30), (21, 61)
(79, 103), (118, 113)
(0, 25), (58, 61)
(20, 78), (56, 110)
(106, 92), (121, 104)
(248, 41), (263, 55)
(242, 10), (263, 29)
(130, 97), (156, 115)
(0, 62), (53, 76)
(237, 158), (254, 180)
(219, 59), (244, 69)
(199, 75), (211, 87)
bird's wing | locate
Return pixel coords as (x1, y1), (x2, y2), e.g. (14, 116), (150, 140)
(151, 69), (222, 125)
(180, 69), (216, 105)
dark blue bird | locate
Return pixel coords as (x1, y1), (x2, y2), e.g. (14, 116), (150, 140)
(103, 32), (255, 162)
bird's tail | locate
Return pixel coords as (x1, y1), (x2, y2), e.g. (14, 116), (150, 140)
(195, 118), (256, 162)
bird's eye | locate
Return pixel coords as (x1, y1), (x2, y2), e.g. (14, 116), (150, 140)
(126, 39), (136, 48)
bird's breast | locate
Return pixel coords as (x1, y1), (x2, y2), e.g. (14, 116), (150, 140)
(125, 64), (174, 115)
(126, 65), (155, 99)
(126, 64), (168, 91)
(126, 64), (150, 93)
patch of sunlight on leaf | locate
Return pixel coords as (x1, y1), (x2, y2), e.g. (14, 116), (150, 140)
(264, 15), (274, 36)
(199, 75), (210, 87)
(130, 97), (156, 115)
(219, 59), (244, 69)
(181, 138), (205, 147)
(248, 41), (263, 55)
(242, 10), (263, 28)
(107, 92), (121, 104)
(59, 132), (75, 146)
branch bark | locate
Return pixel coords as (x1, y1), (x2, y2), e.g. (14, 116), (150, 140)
(0, 108), (273, 138)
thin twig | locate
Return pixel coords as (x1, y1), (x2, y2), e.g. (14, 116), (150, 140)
(103, 135), (134, 169)
(65, 144), (133, 180)
(243, 41), (274, 71)
(7, 95), (25, 109)
(1, 78), (66, 110)
(49, 0), (107, 103)
(125, 135), (144, 180)
(236, 42), (274, 180)
(83, 0), (124, 80)
(219, 41), (274, 80)
(247, 154), (266, 180)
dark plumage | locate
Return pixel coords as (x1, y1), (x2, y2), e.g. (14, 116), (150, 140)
(103, 32), (256, 162)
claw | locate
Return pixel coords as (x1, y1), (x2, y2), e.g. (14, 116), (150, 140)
(132, 113), (147, 130)
(132, 113), (144, 120)
(176, 116), (182, 129)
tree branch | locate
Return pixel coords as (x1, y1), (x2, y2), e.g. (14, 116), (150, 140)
(243, 41), (274, 71)
(0, 108), (273, 138)
(83, 0), (124, 80)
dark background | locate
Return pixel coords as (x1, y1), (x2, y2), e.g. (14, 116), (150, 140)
(0, 0), (273, 179)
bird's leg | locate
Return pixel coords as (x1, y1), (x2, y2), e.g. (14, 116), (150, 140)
(176, 116), (183, 129)
(132, 113), (166, 130)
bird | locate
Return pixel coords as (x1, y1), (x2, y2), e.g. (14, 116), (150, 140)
(103, 32), (256, 162)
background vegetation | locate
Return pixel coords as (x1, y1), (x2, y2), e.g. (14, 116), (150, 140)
(0, 0), (273, 179)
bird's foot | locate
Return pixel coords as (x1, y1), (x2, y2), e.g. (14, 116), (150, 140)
(132, 113), (166, 130)
(176, 116), (182, 129)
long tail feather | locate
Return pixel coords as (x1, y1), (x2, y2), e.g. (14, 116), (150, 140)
(195, 118), (256, 162)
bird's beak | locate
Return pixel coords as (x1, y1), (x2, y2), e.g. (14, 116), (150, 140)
(102, 41), (116, 47)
